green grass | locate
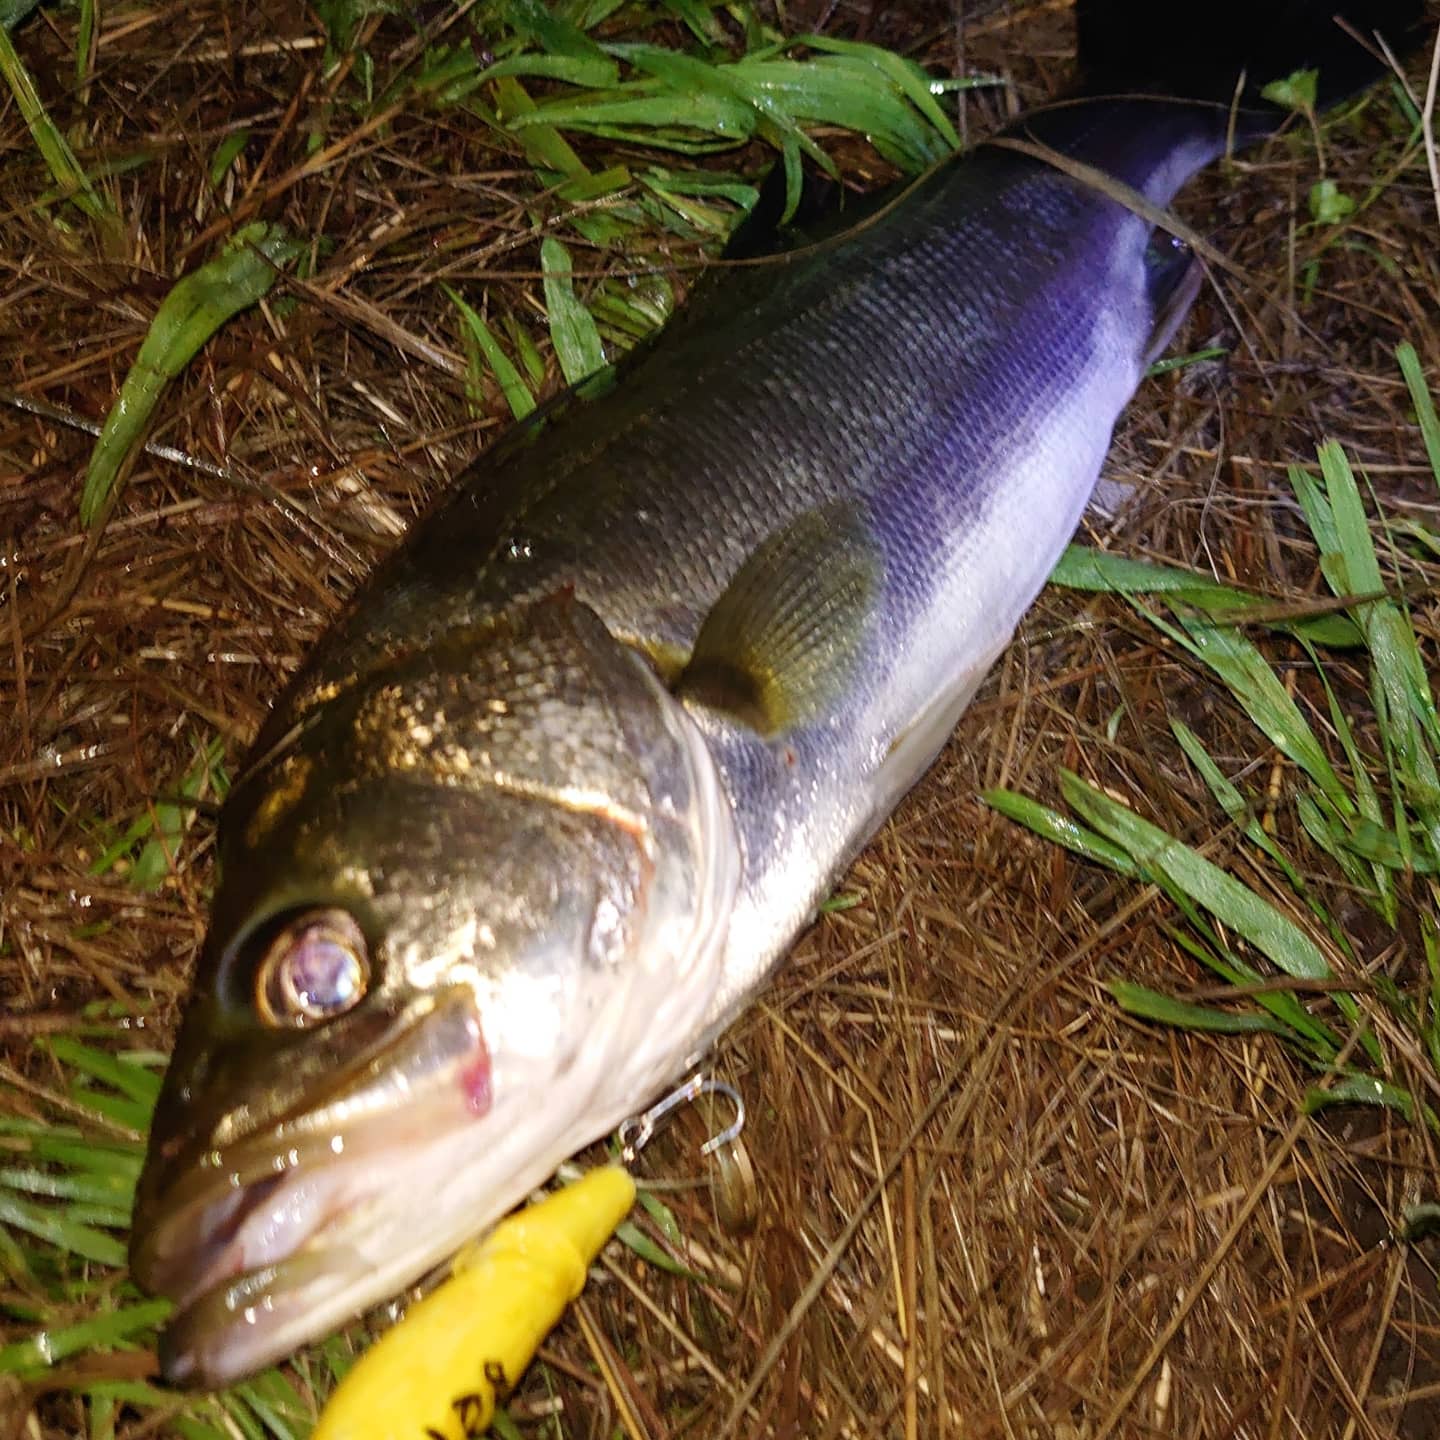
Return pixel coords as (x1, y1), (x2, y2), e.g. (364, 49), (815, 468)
(988, 343), (1440, 1131)
(50, 0), (973, 532)
(78, 224), (304, 528)
(401, 1), (981, 416)
(1, 1022), (348, 1440)
(0, 9), (116, 239)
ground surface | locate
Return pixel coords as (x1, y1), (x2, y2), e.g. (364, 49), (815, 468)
(3, 2), (1440, 1437)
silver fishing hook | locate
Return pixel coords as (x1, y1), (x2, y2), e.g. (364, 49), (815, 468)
(615, 1073), (745, 1167)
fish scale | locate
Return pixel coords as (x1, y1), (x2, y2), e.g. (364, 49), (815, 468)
(130, 0), (1427, 1388)
(281, 143), (1144, 751)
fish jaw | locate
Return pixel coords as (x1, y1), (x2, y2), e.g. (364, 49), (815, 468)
(131, 599), (742, 1387)
(145, 975), (722, 1389)
(136, 988), (491, 1385)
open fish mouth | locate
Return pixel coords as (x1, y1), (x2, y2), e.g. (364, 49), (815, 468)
(147, 1146), (453, 1387)
(131, 988), (492, 1386)
(135, 1133), (376, 1313)
(154, 1190), (370, 1386)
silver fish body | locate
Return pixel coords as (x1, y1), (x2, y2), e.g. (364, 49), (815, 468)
(130, 1), (1420, 1387)
(260, 109), (1211, 1026)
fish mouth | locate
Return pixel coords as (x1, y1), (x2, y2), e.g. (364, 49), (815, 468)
(132, 988), (488, 1387)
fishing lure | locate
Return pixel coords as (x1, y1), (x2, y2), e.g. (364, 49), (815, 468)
(312, 1077), (746, 1440)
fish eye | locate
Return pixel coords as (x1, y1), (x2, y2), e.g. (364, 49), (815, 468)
(254, 909), (370, 1029)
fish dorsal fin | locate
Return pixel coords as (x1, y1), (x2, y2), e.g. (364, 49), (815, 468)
(722, 160), (847, 261)
(676, 503), (880, 736)
(721, 162), (910, 265)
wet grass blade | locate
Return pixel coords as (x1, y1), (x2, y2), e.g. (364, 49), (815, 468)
(541, 236), (606, 383)
(1396, 341), (1440, 488)
(610, 45), (833, 175)
(1052, 546), (1249, 602)
(505, 0), (610, 64)
(0, 1192), (128, 1267)
(1059, 770), (1334, 982)
(487, 75), (592, 176)
(981, 788), (1141, 876)
(795, 32), (963, 148)
(209, 131), (249, 188)
(1146, 345), (1228, 377)
(74, 0), (96, 88)
(445, 284), (537, 421)
(1423, 915), (1440, 1078)
(1298, 446), (1440, 832)
(614, 1221), (709, 1283)
(1160, 893), (1341, 1054)
(634, 1186), (683, 1245)
(1109, 981), (1298, 1037)
(28, 1128), (143, 1172)
(173, 1415), (232, 1440)
(660, 0), (722, 44)
(0, 0), (43, 26)
(502, 44), (956, 173)
(0, 1165), (131, 1206)
(45, 1039), (162, 1107)
(0, 1299), (171, 1376)
(1298, 639), (1395, 915)
(1144, 601), (1354, 817)
(1320, 444), (1436, 720)
(1051, 544), (1362, 646)
(1169, 718), (1311, 898)
(1303, 1073), (1434, 1129)
(128, 738), (225, 891)
(0, 21), (114, 229)
(231, 1371), (314, 1440)
(81, 222), (303, 527)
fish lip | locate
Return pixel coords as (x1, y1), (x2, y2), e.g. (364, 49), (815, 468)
(131, 1134), (366, 1317)
(156, 1245), (361, 1389)
(131, 988), (486, 1329)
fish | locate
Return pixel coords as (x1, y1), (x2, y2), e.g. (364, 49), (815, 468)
(130, 0), (1424, 1388)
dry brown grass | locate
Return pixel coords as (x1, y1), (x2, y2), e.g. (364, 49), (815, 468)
(4, 2), (1440, 1437)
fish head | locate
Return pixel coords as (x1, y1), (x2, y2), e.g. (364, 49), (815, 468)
(131, 593), (739, 1387)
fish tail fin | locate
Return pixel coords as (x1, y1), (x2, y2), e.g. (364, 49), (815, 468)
(1075, 0), (1426, 114)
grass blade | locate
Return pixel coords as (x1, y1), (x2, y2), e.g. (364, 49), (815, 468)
(1303, 1073), (1433, 1129)
(1108, 981), (1297, 1036)
(541, 236), (606, 383)
(981, 788), (1140, 876)
(44, 1038), (162, 1106)
(0, 21), (114, 228)
(0, 1166), (131, 1206)
(1051, 544), (1362, 646)
(1396, 341), (1440, 489)
(614, 1221), (709, 1282)
(1150, 602), (1353, 817)
(445, 284), (537, 421)
(488, 74), (591, 175)
(0, 1299), (171, 1375)
(0, 1192), (128, 1267)
(81, 223), (303, 526)
(1059, 770), (1334, 982)
(1169, 718), (1313, 900)
(795, 32), (961, 150)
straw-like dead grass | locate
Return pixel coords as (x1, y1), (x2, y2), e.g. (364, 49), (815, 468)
(4, 1), (1440, 1436)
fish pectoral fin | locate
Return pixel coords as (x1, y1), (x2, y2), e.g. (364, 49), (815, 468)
(675, 503), (880, 736)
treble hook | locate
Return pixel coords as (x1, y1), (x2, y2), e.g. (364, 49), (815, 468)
(615, 1073), (745, 1167)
